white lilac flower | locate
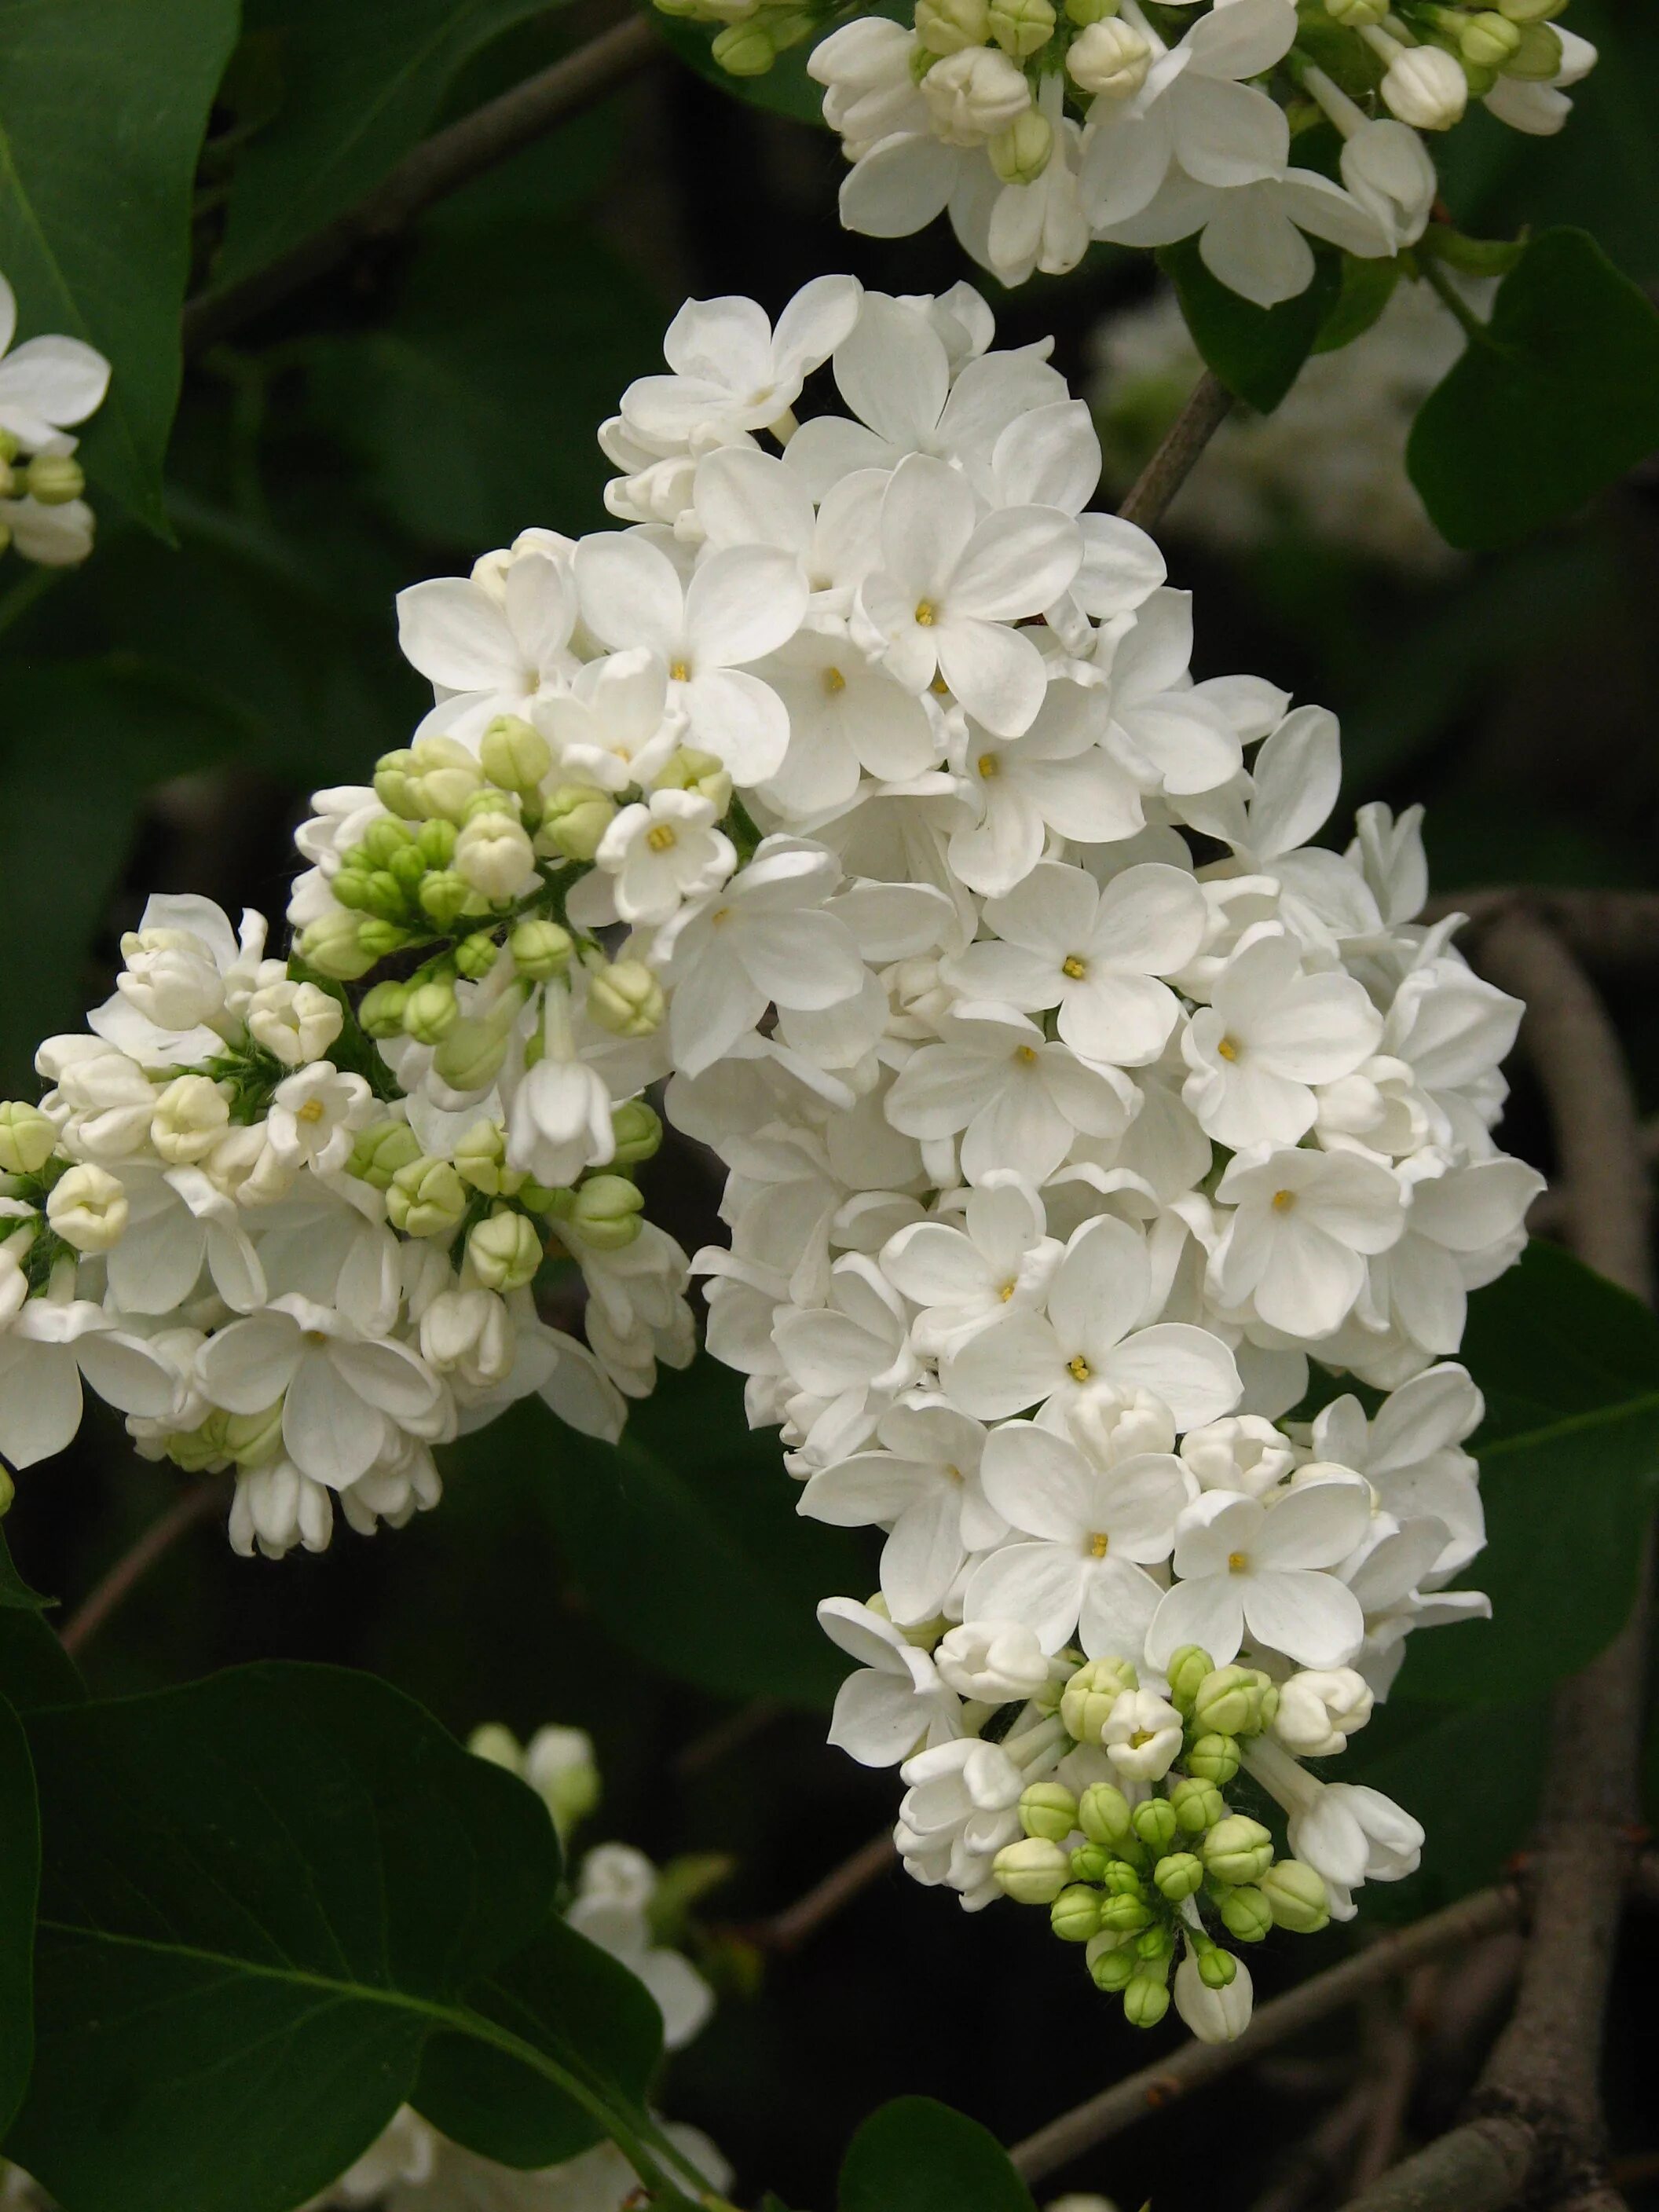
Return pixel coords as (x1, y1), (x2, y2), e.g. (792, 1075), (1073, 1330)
(1147, 1478), (1372, 1670)
(618, 274), (862, 444)
(820, 1595), (963, 1765)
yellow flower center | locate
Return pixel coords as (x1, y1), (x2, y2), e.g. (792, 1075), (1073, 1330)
(1272, 1188), (1296, 1213)
(976, 752), (999, 778)
(914, 599), (936, 627)
(295, 1097), (326, 1123)
(1015, 1045), (1038, 1065)
(823, 665), (847, 694)
(944, 1463), (963, 1484)
(709, 906), (732, 928)
(1130, 1729), (1155, 1749)
(1069, 1354), (1092, 1383)
(1217, 1035), (1240, 1061)
(998, 1280), (1016, 1302)
(669, 658), (690, 682)
(1061, 954), (1088, 980)
(1228, 1550), (1249, 1573)
(646, 823), (678, 853)
(930, 673), (951, 697)
(1090, 1531), (1111, 1558)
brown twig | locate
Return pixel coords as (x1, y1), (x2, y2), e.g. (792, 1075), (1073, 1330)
(745, 1829), (898, 1955)
(1426, 888), (1659, 973)
(673, 1698), (783, 1778)
(1349, 1968), (1439, 2193)
(182, 14), (660, 355)
(1115, 370), (1232, 532)
(1248, 2074), (1377, 2212)
(1335, 919), (1652, 2212)
(59, 1482), (222, 1657)
(1009, 1884), (1522, 2185)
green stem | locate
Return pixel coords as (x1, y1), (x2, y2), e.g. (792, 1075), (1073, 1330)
(1421, 255), (1495, 349)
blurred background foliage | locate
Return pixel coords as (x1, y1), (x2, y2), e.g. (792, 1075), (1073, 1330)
(2, 3), (1658, 2204)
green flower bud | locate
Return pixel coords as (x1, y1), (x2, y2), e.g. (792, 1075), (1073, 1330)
(1064, 0), (1115, 23)
(989, 0), (1055, 54)
(1192, 1664), (1268, 1739)
(433, 1013), (513, 1093)
(1218, 1884), (1274, 1943)
(467, 1207), (544, 1291)
(610, 1098), (663, 1166)
(1185, 1733), (1241, 1785)
(1069, 1842), (1111, 1882)
(1154, 1851), (1204, 1903)
(1203, 1815), (1274, 1888)
(352, 868), (405, 924)
(588, 959), (665, 1038)
(387, 844), (428, 895)
(1098, 1861), (1144, 1899)
(1051, 1884), (1104, 1943)
(712, 20), (776, 71)
(1459, 8), (1521, 64)
(509, 918), (573, 980)
(989, 108), (1053, 184)
(1496, 0), (1560, 17)
(361, 818), (414, 865)
(26, 452), (84, 505)
(654, 745), (734, 814)
(1261, 1859), (1331, 1936)
(402, 978), (460, 1046)
(386, 1155), (468, 1239)
(418, 871), (478, 942)
(0, 1463), (13, 1517)
(1503, 20), (1562, 75)
(330, 867), (374, 913)
(358, 917), (414, 961)
(516, 1176), (566, 1215)
(453, 1118), (511, 1195)
(1061, 1657), (1138, 1745)
(409, 735), (483, 822)
(416, 819), (458, 870)
(1168, 1775), (1225, 1834)
(1324, 0), (1386, 20)
(1097, 1890), (1153, 1934)
(1136, 1922), (1175, 1962)
(1197, 1942), (1239, 1990)
(299, 911), (375, 982)
(1460, 57), (1498, 94)
(915, 0), (990, 53)
(357, 981), (411, 1039)
(461, 786), (522, 825)
(994, 1837), (1071, 1905)
(566, 1173), (645, 1251)
(167, 1412), (232, 1474)
(1124, 1972), (1170, 2029)
(1131, 1797), (1179, 1855)
(0, 1102), (57, 1177)
(455, 931), (500, 981)
(480, 713), (553, 793)
(1088, 1939), (1136, 1993)
(1164, 1645), (1214, 1716)
(347, 1119), (422, 1189)
(1020, 1781), (1079, 1842)
(537, 785), (616, 862)
(222, 1401), (286, 1467)
(1078, 1781), (1135, 1848)
(374, 751), (421, 818)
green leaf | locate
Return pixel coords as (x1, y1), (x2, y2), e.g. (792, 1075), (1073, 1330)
(0, 0), (241, 532)
(0, 1526), (49, 1612)
(1313, 252), (1401, 355)
(0, 1533), (81, 1716)
(840, 2097), (1036, 2212)
(0, 1695), (41, 2136)
(1159, 237), (1342, 413)
(1408, 228), (1659, 548)
(1403, 1241), (1659, 1702)
(303, 214), (662, 545)
(7, 1662), (664, 2212)
(214, 0), (564, 287)
(452, 1360), (865, 1706)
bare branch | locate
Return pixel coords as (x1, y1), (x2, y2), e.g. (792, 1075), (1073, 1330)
(745, 1829), (898, 1955)
(60, 1483), (222, 1657)
(1427, 888), (1659, 972)
(1008, 1885), (1521, 2185)
(1115, 371), (1232, 532)
(183, 15), (660, 355)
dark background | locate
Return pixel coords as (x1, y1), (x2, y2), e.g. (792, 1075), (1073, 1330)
(2, 5), (1656, 2203)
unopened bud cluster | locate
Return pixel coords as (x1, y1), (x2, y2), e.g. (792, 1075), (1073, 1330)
(0, 271), (111, 568)
(990, 1648), (1341, 2038)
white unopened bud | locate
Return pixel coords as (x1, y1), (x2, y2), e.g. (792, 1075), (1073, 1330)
(46, 1163), (128, 1251)
(419, 1287), (516, 1387)
(246, 980), (344, 1068)
(1324, 0), (1386, 22)
(1101, 1689), (1185, 1779)
(1181, 1414), (1295, 1498)
(1066, 15), (1150, 94)
(116, 928), (226, 1032)
(0, 1102), (59, 1177)
(524, 1724), (602, 1838)
(936, 1619), (1051, 1701)
(915, 0), (990, 55)
(151, 1074), (232, 1164)
(467, 1208), (544, 1292)
(921, 45), (1031, 142)
(1380, 42), (1467, 127)
(454, 813), (537, 903)
(1174, 1950), (1254, 2043)
(1272, 1668), (1375, 1758)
